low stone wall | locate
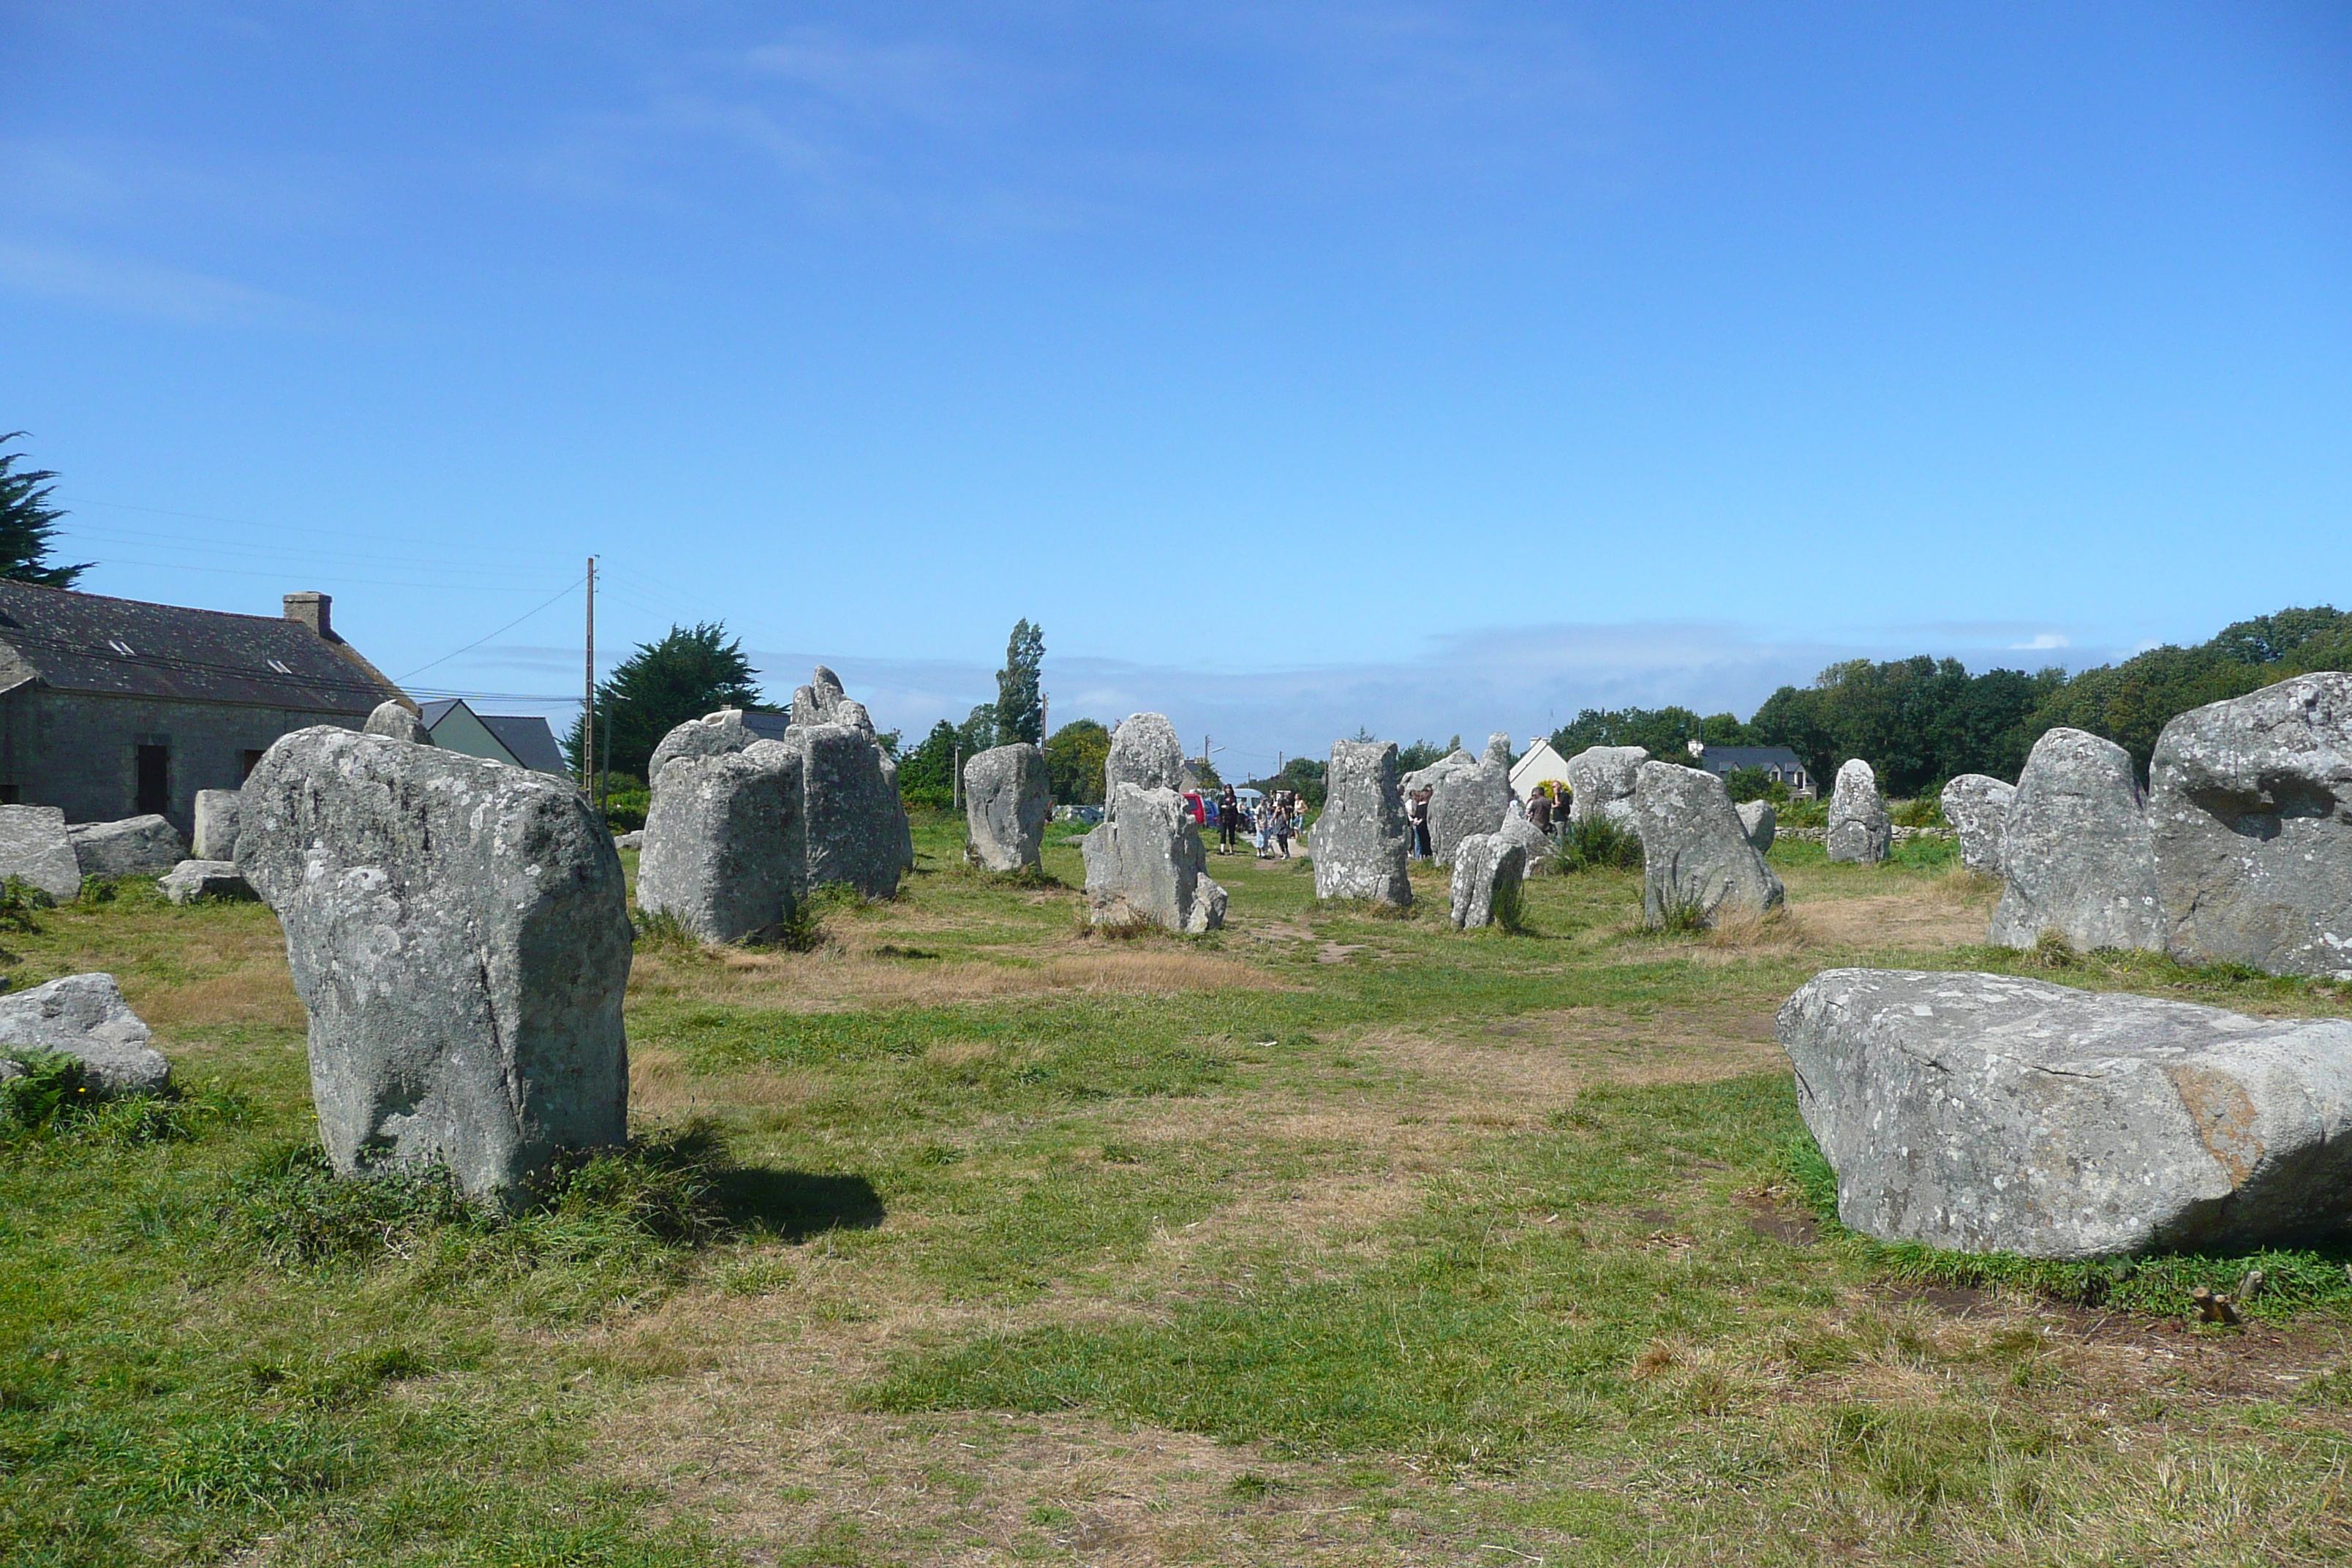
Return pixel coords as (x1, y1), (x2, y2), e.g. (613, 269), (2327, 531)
(1776, 825), (1954, 845)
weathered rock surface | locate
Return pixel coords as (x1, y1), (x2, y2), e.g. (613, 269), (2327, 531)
(0, 973), (170, 1095)
(1082, 783), (1226, 932)
(192, 788), (242, 860)
(1409, 734), (1512, 866)
(1103, 713), (1186, 809)
(648, 708), (757, 782)
(69, 815), (189, 879)
(1311, 739), (1411, 905)
(0, 804), (82, 902)
(363, 701), (432, 745)
(1825, 760), (1891, 864)
(963, 744), (1049, 874)
(1990, 728), (2163, 952)
(1632, 762), (1784, 927)
(1737, 799), (1777, 855)
(2148, 672), (2352, 979)
(1447, 832), (1526, 930)
(1781, 968), (2352, 1258)
(236, 726), (631, 1199)
(1940, 774), (2016, 878)
(160, 859), (255, 905)
(614, 830), (644, 851)
(1565, 746), (1646, 826)
(799, 722), (913, 897)
(637, 741), (802, 943)
(641, 680), (913, 911)
(793, 666), (875, 736)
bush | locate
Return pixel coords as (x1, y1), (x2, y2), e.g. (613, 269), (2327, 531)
(0, 1049), (91, 1131)
(601, 789), (650, 832)
(1548, 814), (1643, 873)
(1722, 767), (1789, 805)
(1889, 796), (1948, 829)
(0, 875), (51, 934)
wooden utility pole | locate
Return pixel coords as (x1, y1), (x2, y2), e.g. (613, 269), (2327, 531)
(582, 557), (596, 795)
(951, 744), (961, 813)
(1039, 692), (1048, 745)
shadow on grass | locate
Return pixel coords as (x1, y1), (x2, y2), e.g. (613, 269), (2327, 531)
(708, 1166), (885, 1243)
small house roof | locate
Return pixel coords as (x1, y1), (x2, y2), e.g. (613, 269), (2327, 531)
(0, 580), (404, 715)
(1695, 745), (1809, 775)
(478, 714), (568, 775)
(1508, 738), (1573, 794)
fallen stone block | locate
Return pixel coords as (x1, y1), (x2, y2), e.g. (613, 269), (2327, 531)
(1781, 967), (2352, 1258)
(69, 815), (189, 879)
(160, 859), (255, 905)
(0, 804), (81, 902)
(0, 973), (169, 1095)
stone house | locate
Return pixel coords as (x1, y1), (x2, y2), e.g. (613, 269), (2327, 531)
(0, 584), (408, 834)
(1692, 745), (1814, 798)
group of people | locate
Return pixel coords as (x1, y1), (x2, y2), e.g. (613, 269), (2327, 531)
(1405, 779), (1567, 861)
(1202, 784), (1303, 859)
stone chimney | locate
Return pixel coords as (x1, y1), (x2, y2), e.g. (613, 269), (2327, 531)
(284, 592), (333, 640)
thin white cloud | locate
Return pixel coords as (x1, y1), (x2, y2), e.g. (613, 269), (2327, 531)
(0, 239), (331, 328)
(2008, 632), (2070, 650)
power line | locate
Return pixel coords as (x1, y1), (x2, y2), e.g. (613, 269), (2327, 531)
(397, 575), (586, 682)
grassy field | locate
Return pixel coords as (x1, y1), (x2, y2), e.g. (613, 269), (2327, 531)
(3, 815), (2350, 1565)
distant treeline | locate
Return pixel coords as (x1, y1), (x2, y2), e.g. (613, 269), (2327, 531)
(1546, 606), (2352, 798)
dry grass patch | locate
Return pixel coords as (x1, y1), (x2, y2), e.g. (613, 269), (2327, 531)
(1793, 889), (1990, 953)
(629, 933), (1291, 1012)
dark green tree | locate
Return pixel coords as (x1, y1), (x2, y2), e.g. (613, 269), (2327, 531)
(1549, 706), (1704, 760)
(0, 434), (91, 587)
(1044, 718), (1112, 804)
(994, 619), (1045, 745)
(896, 719), (962, 810)
(565, 622), (766, 782)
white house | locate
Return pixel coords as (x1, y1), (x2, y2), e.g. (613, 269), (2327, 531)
(1507, 737), (1572, 800)
(418, 698), (570, 777)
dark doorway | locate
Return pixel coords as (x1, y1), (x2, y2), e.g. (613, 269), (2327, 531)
(241, 750), (267, 780)
(136, 745), (169, 815)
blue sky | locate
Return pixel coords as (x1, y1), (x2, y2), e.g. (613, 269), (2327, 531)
(4, 3), (2347, 777)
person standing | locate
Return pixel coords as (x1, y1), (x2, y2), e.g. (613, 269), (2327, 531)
(1273, 791), (1295, 859)
(1218, 785), (1240, 855)
(1407, 786), (1433, 861)
(1527, 787), (1553, 836)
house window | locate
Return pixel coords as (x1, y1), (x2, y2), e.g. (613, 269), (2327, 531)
(267, 659), (293, 674)
(0, 785), (16, 804)
(108, 638), (135, 656)
(241, 750), (268, 780)
(136, 745), (170, 815)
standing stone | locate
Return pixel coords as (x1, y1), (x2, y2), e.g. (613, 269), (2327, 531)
(1632, 762), (1784, 927)
(964, 743), (1050, 874)
(637, 742), (803, 943)
(792, 666), (877, 735)
(0, 973), (170, 1095)
(0, 804), (83, 902)
(1825, 760), (1891, 864)
(1104, 713), (1186, 810)
(69, 815), (189, 879)
(236, 727), (631, 1201)
(192, 788), (243, 861)
(160, 860), (255, 905)
(1311, 739), (1411, 905)
(1410, 734), (1511, 866)
(2148, 671), (2352, 979)
(1990, 728), (2164, 952)
(649, 708), (756, 781)
(1082, 782), (1226, 932)
(798, 723), (912, 897)
(1737, 799), (1777, 855)
(1781, 968), (2352, 1259)
(362, 701), (432, 745)
(1940, 774), (2016, 878)
(1565, 746), (1647, 826)
(1447, 832), (1526, 930)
